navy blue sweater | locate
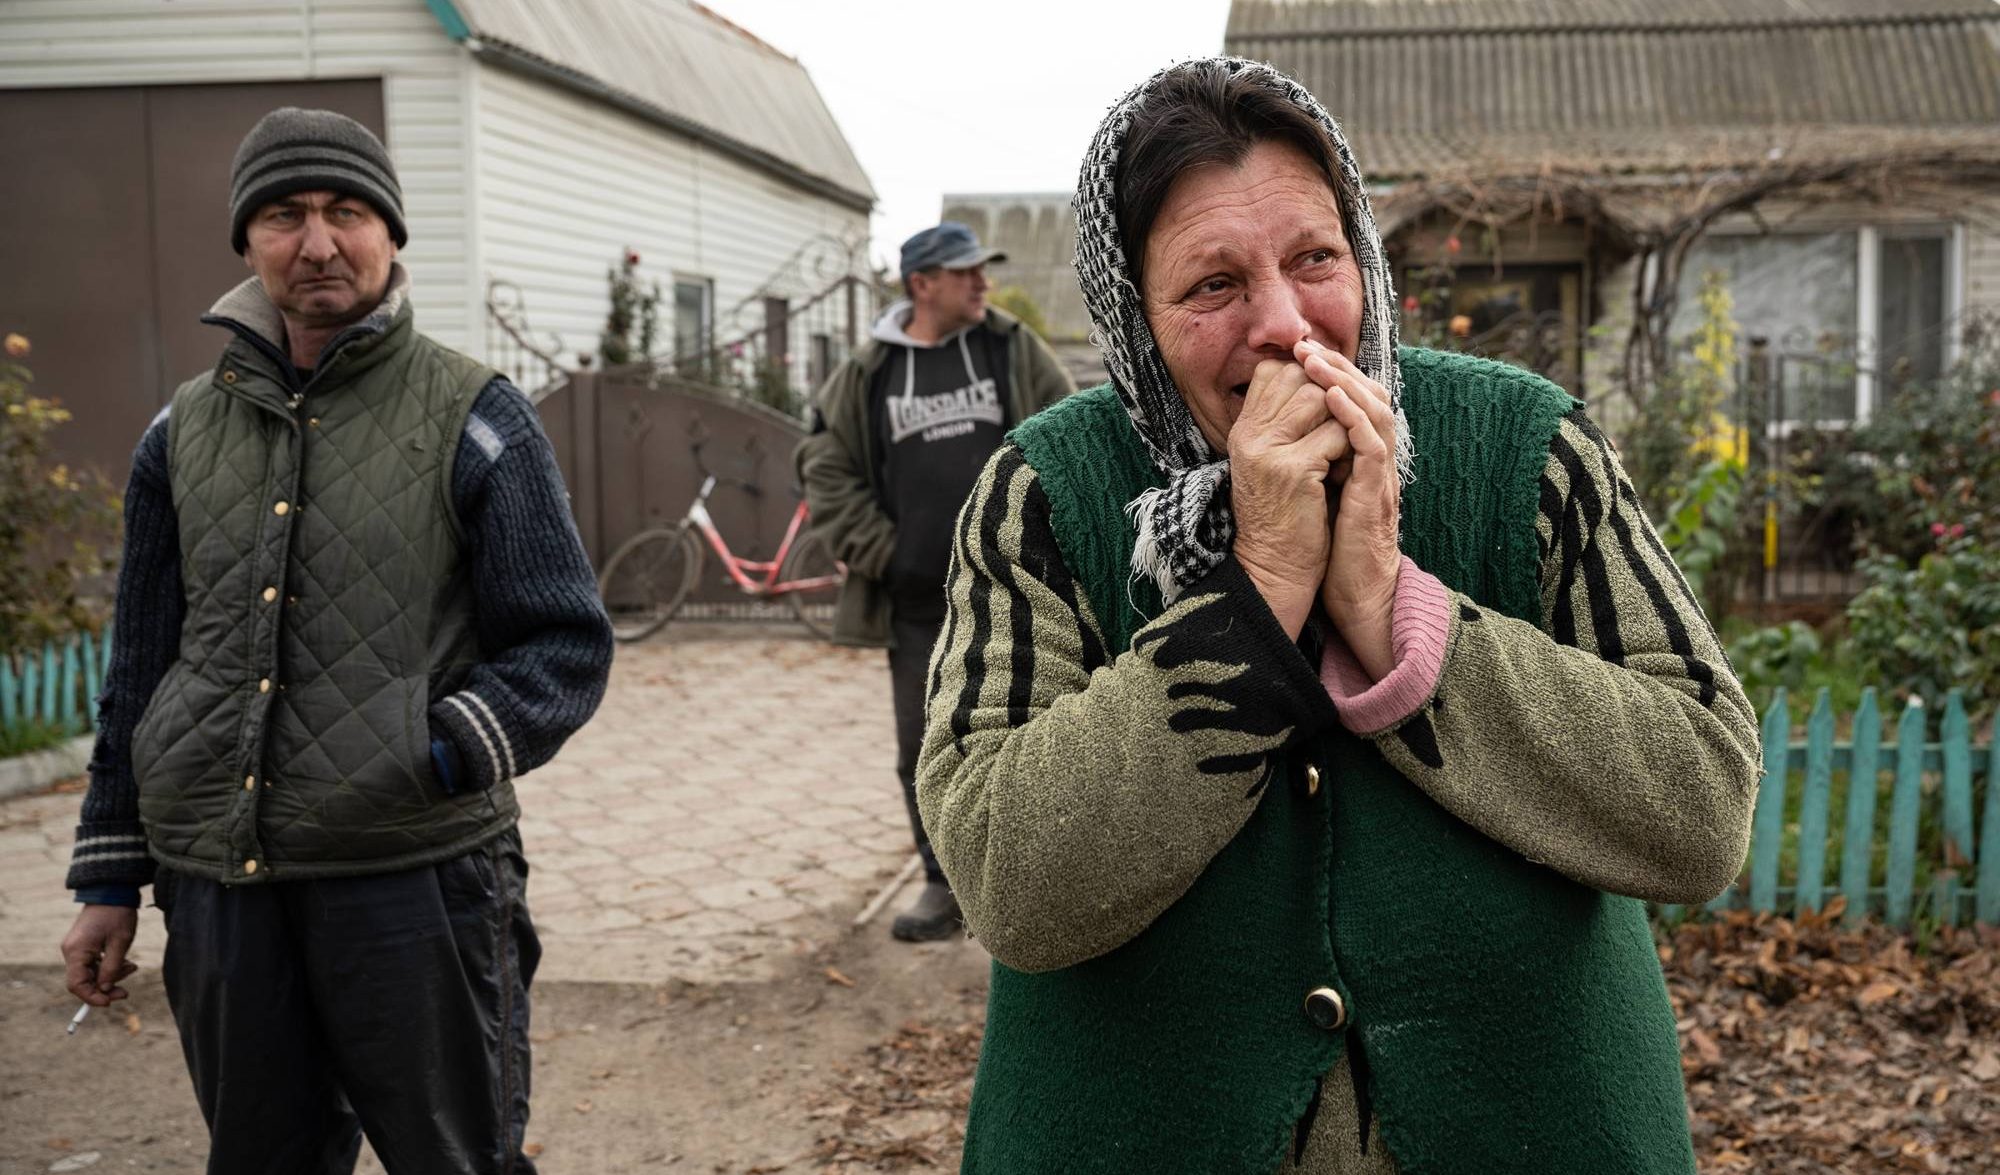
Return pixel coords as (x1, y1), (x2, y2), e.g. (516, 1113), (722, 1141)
(69, 377), (613, 903)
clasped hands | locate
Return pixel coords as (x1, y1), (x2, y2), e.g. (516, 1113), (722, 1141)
(1229, 339), (1401, 680)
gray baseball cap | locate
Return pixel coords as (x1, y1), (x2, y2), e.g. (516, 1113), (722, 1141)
(899, 222), (1006, 280)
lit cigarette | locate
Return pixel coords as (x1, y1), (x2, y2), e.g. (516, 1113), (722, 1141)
(66, 1003), (90, 1035)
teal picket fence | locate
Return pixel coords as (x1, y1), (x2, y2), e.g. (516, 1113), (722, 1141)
(1, 630), (112, 739)
(1673, 686), (1999, 929)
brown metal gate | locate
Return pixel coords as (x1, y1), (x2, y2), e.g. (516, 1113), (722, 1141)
(535, 371), (810, 610)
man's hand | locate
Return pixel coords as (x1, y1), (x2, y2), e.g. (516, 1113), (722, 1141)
(62, 904), (139, 1007)
(1297, 341), (1402, 679)
(1228, 358), (1352, 639)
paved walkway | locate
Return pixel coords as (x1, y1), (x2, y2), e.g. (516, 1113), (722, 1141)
(0, 626), (919, 985)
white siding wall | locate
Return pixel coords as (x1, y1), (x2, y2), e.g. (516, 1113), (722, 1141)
(472, 64), (868, 381)
(1961, 198), (2000, 320)
(0, 0), (475, 349)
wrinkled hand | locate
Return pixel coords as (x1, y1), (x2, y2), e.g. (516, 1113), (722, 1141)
(1229, 358), (1352, 639)
(62, 904), (139, 1007)
(1297, 341), (1402, 679)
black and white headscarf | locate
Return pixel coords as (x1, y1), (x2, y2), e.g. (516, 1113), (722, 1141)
(1075, 57), (1412, 603)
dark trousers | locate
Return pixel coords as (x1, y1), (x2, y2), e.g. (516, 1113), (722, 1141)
(889, 610), (947, 884)
(154, 828), (541, 1175)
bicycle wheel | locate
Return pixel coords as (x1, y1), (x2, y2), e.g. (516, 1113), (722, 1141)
(598, 524), (702, 643)
(778, 531), (845, 640)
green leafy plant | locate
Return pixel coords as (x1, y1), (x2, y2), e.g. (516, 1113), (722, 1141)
(988, 285), (1054, 342)
(0, 333), (121, 658)
(0, 717), (69, 759)
(1725, 620), (1824, 700)
(1628, 271), (1749, 618)
(1660, 457), (1745, 619)
(1629, 271), (1744, 518)
(1845, 538), (2000, 722)
(599, 247), (661, 368)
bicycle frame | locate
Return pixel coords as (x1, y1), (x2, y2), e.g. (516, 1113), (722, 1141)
(684, 476), (843, 597)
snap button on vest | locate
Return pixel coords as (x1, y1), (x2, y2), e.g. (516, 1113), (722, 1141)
(243, 859), (259, 875)
(243, 775), (255, 790)
(262, 587), (277, 602)
(257, 678), (271, 693)
(222, 371), (237, 384)
(1304, 987), (1347, 1031)
(274, 501), (290, 516)
(1305, 764), (1321, 796)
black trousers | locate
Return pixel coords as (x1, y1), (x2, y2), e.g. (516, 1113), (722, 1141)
(154, 828), (541, 1175)
(888, 610), (947, 884)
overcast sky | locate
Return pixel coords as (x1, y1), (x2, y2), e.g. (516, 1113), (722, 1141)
(699, 0), (1234, 270)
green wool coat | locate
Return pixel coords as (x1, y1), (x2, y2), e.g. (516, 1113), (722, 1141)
(964, 348), (1697, 1174)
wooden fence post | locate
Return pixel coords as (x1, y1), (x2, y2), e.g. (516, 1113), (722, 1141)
(81, 631), (101, 721)
(1749, 690), (1791, 913)
(1885, 699), (1926, 928)
(1795, 689), (1835, 915)
(1978, 711), (2000, 925)
(1841, 689), (1882, 926)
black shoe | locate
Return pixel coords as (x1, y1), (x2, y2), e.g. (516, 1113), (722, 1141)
(891, 881), (963, 942)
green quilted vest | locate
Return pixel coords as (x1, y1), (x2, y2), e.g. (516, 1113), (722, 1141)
(132, 300), (516, 882)
(972, 348), (1694, 1174)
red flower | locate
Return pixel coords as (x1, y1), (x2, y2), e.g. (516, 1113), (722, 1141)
(1931, 522), (1948, 537)
(1402, 294), (1420, 314)
(624, 248), (641, 267)
(1950, 524), (1966, 539)
(1444, 236), (1462, 255)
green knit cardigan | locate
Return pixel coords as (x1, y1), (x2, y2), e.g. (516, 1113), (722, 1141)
(962, 348), (1696, 1174)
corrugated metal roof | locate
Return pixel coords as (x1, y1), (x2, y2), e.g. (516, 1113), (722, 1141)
(445, 0), (874, 205)
(1225, 1), (2000, 177)
(1228, 0), (2000, 35)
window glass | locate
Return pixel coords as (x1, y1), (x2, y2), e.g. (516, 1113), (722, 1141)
(673, 279), (711, 371)
(1876, 235), (1947, 393)
(1678, 231), (1860, 423)
(1676, 231), (1859, 355)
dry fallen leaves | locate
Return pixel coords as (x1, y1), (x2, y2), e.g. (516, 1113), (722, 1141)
(1672, 912), (2000, 1174)
(806, 1014), (984, 1172)
(802, 914), (1997, 1172)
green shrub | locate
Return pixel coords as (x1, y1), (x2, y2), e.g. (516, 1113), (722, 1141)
(1, 334), (121, 656)
(1845, 540), (2000, 722)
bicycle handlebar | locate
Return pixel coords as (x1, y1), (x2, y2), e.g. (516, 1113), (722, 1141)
(687, 435), (762, 497)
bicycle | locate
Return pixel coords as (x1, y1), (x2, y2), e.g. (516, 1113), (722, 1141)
(597, 429), (846, 643)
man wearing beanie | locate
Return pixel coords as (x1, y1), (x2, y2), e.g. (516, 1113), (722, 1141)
(794, 223), (1072, 942)
(56, 107), (612, 1173)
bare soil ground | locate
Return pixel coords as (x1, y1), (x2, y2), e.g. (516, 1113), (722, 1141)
(7, 911), (1997, 1175)
(0, 922), (990, 1175)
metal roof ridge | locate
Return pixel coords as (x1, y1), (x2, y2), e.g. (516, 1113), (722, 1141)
(1226, 11), (2000, 42)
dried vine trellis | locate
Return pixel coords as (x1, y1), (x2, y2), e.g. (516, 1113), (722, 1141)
(1376, 142), (2000, 411)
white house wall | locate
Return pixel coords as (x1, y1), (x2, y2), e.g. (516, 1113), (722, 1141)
(471, 63), (868, 379)
(0, 0), (475, 350)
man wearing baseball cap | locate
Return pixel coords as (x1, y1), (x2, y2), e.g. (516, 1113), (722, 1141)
(57, 107), (612, 1172)
(796, 222), (1073, 941)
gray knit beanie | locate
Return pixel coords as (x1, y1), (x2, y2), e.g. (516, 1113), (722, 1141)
(228, 107), (407, 254)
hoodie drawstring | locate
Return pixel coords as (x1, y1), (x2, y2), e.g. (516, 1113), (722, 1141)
(956, 333), (980, 388)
